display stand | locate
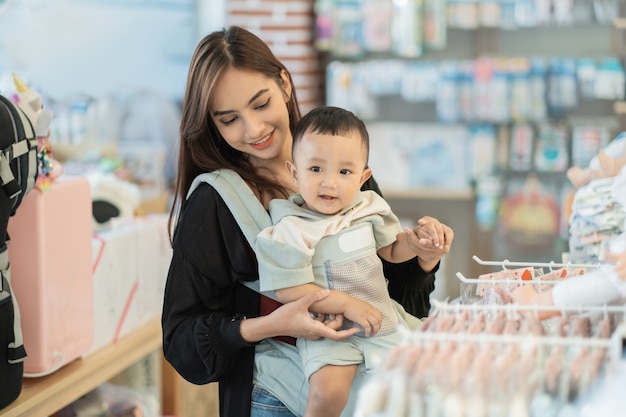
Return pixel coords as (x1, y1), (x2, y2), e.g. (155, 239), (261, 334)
(0, 319), (161, 417)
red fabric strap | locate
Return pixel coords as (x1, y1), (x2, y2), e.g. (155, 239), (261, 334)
(259, 295), (296, 346)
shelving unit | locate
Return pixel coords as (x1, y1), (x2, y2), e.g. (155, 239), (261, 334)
(1, 319), (162, 417)
(614, 101), (626, 114)
(321, 14), (626, 299)
(383, 187), (473, 201)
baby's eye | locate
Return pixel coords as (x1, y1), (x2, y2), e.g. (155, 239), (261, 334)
(310, 166), (322, 173)
(255, 98), (271, 110)
(340, 169), (352, 175)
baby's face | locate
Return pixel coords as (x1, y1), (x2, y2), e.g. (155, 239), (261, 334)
(288, 130), (370, 215)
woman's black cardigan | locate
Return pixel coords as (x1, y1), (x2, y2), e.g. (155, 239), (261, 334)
(161, 177), (437, 417)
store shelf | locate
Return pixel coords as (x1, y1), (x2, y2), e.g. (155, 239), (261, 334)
(1, 319), (162, 417)
(383, 187), (474, 201)
(614, 101), (626, 114)
(614, 18), (626, 30)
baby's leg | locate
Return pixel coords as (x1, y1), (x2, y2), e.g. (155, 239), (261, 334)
(304, 364), (357, 417)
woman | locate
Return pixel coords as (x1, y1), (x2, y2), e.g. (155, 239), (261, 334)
(161, 25), (452, 417)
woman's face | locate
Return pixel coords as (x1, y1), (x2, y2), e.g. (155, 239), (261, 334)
(211, 68), (292, 167)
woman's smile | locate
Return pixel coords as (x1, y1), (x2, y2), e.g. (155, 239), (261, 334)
(249, 131), (274, 150)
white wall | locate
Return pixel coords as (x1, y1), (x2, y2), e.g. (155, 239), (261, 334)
(0, 0), (217, 101)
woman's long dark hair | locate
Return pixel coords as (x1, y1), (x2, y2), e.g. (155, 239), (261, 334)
(169, 26), (301, 239)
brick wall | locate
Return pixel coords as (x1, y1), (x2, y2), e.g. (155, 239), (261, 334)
(227, 0), (325, 113)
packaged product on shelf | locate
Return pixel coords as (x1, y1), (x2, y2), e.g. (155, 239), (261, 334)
(447, 0), (480, 29)
(326, 61), (379, 120)
(576, 58), (597, 99)
(529, 57), (548, 122)
(594, 58), (626, 101)
(88, 214), (171, 355)
(508, 123), (534, 171)
(509, 58), (532, 122)
(362, 0), (393, 52)
(367, 122), (471, 190)
(499, 174), (561, 246)
(435, 61), (461, 123)
(475, 175), (501, 231)
(468, 124), (498, 180)
(400, 61), (439, 103)
(513, 0), (538, 27)
(458, 61), (476, 122)
(332, 0), (366, 58)
(547, 58), (578, 115)
(571, 126), (610, 169)
(391, 0), (423, 57)
(534, 122), (569, 173)
(314, 0), (335, 51)
(423, 0), (447, 49)
(478, 0), (501, 27)
(473, 58), (494, 122)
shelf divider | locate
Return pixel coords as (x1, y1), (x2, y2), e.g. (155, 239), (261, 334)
(1, 319), (162, 417)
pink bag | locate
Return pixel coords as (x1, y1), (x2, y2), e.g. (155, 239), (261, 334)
(7, 176), (93, 376)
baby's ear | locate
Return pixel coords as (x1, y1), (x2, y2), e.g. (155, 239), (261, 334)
(360, 167), (372, 185)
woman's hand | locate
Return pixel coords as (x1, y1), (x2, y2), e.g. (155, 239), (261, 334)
(247, 289), (360, 342)
(406, 216), (453, 271)
(414, 216), (454, 252)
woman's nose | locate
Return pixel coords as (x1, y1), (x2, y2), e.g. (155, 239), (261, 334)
(244, 114), (263, 140)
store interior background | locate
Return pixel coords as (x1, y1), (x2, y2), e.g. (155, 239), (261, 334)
(1, 0), (625, 416)
(1, 0), (623, 302)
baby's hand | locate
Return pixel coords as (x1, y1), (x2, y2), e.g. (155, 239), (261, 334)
(343, 298), (382, 337)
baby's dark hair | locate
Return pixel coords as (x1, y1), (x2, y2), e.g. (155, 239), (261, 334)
(292, 106), (369, 158)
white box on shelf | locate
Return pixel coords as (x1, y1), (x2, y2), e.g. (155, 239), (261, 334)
(87, 214), (171, 355)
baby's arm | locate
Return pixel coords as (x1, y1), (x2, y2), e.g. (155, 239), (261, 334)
(275, 284), (382, 337)
(377, 229), (426, 264)
(378, 216), (453, 270)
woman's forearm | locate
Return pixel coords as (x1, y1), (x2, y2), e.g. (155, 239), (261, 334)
(418, 257), (439, 273)
(239, 314), (284, 342)
(276, 283), (353, 315)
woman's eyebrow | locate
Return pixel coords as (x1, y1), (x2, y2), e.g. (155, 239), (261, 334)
(212, 89), (269, 117)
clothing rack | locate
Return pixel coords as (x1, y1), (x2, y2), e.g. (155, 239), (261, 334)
(431, 298), (626, 317)
(424, 299), (626, 362)
(472, 255), (601, 270)
(457, 271), (565, 286)
(353, 298), (626, 417)
(455, 255), (600, 286)
(400, 325), (614, 350)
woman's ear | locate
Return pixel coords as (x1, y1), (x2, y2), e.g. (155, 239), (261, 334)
(280, 70), (292, 102)
(360, 167), (372, 186)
